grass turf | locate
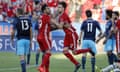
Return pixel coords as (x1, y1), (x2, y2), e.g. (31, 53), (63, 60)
(0, 52), (108, 72)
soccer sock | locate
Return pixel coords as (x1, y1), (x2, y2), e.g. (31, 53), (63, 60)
(64, 52), (79, 65)
(36, 52), (40, 65)
(91, 57), (95, 72)
(109, 53), (116, 65)
(45, 59), (50, 72)
(20, 60), (26, 72)
(40, 53), (51, 67)
(27, 53), (30, 65)
(75, 48), (90, 54)
(82, 56), (86, 69)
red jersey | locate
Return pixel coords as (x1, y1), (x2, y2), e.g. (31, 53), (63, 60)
(59, 12), (76, 34)
(38, 14), (51, 38)
(116, 19), (120, 30)
(116, 19), (120, 53)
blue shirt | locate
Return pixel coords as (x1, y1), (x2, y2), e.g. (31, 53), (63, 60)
(105, 20), (115, 39)
(13, 16), (32, 40)
(81, 18), (101, 41)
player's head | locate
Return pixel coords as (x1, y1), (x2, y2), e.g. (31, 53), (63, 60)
(112, 11), (119, 20)
(58, 1), (67, 13)
(85, 10), (92, 18)
(106, 9), (113, 20)
(17, 8), (24, 16)
(41, 4), (50, 14)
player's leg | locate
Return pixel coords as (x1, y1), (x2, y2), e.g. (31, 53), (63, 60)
(89, 40), (97, 72)
(63, 34), (80, 72)
(26, 48), (31, 66)
(63, 47), (80, 72)
(37, 38), (51, 72)
(17, 39), (26, 72)
(105, 39), (116, 65)
(72, 33), (91, 55)
(35, 42), (40, 66)
(81, 40), (89, 72)
(116, 31), (120, 53)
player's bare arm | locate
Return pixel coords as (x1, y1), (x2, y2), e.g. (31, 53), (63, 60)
(11, 29), (15, 44)
(50, 19), (64, 29)
(79, 31), (83, 45)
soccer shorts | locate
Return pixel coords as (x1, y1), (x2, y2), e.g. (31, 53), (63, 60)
(104, 38), (116, 52)
(16, 39), (30, 55)
(116, 31), (120, 53)
(82, 40), (97, 54)
(64, 32), (78, 50)
(37, 37), (52, 52)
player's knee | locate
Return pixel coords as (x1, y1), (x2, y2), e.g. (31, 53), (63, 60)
(45, 49), (51, 54)
(107, 51), (112, 55)
(63, 48), (69, 54)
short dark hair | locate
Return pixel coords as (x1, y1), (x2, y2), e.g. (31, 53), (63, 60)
(85, 10), (92, 17)
(17, 8), (24, 15)
(106, 9), (113, 18)
(58, 1), (67, 9)
(41, 4), (48, 13)
(113, 11), (119, 16)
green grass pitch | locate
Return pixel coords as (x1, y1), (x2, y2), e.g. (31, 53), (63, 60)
(0, 52), (108, 72)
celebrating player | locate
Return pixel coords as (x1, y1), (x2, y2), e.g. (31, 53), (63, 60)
(11, 8), (32, 72)
(52, 2), (94, 72)
(37, 4), (54, 72)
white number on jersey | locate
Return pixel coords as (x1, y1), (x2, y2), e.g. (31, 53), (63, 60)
(21, 20), (29, 30)
(87, 23), (93, 32)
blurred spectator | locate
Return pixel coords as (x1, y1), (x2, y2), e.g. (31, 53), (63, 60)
(0, 5), (4, 21)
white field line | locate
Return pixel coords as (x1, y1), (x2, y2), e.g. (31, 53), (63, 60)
(0, 65), (36, 71)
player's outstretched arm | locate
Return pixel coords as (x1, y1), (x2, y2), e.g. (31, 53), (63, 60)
(79, 31), (83, 45)
(51, 19), (64, 29)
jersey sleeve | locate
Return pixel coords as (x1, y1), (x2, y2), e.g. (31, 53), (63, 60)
(12, 18), (18, 30)
(104, 22), (112, 36)
(81, 21), (85, 31)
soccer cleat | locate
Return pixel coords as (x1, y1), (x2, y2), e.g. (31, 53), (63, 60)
(38, 66), (45, 72)
(73, 63), (81, 72)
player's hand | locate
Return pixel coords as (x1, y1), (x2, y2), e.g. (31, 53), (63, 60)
(103, 39), (107, 44)
(78, 39), (81, 46)
(96, 38), (100, 43)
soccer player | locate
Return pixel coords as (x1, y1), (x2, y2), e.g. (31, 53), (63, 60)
(97, 10), (116, 65)
(102, 11), (120, 72)
(37, 4), (52, 72)
(79, 10), (102, 72)
(113, 11), (120, 54)
(11, 8), (32, 72)
(54, 2), (93, 72)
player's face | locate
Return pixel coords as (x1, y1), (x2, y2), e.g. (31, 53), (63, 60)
(112, 13), (118, 20)
(46, 7), (51, 14)
(57, 4), (64, 13)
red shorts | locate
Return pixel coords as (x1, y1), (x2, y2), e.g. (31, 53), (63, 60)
(64, 32), (78, 50)
(37, 36), (51, 52)
(116, 31), (120, 53)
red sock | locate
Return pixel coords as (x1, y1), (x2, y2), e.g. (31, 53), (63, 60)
(45, 59), (49, 72)
(75, 48), (90, 54)
(64, 52), (79, 65)
(40, 53), (51, 67)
